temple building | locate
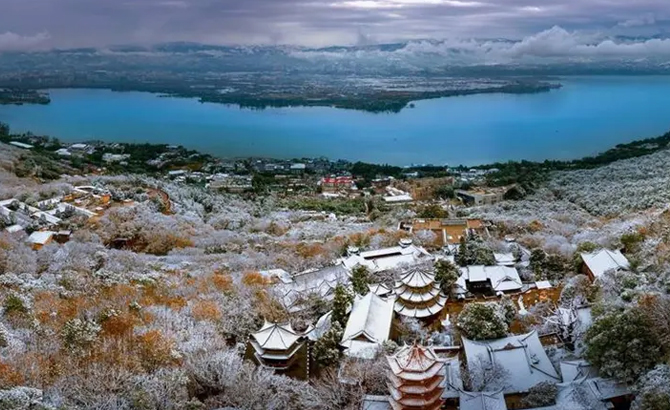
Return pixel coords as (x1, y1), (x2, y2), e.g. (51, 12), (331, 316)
(393, 267), (447, 319)
(246, 321), (309, 379)
(387, 344), (446, 410)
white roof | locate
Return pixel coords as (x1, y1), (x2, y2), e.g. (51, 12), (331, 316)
(274, 264), (349, 311)
(494, 253), (516, 266)
(535, 280), (552, 290)
(9, 141), (33, 149)
(252, 321), (301, 351)
(581, 249), (630, 279)
(307, 311), (332, 342)
(70, 143), (88, 149)
(383, 194), (413, 203)
(341, 292), (395, 358)
(443, 357), (464, 399)
(457, 266), (523, 293)
(361, 395), (392, 410)
(340, 244), (432, 272)
(459, 391), (507, 410)
(5, 224), (23, 233)
(27, 231), (55, 245)
(560, 360), (598, 383)
(462, 331), (561, 394)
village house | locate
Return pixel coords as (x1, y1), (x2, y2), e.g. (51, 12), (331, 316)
(27, 231), (55, 250)
(245, 321), (309, 380)
(455, 265), (523, 297)
(455, 186), (512, 206)
(579, 249), (630, 281)
(340, 292), (395, 359)
(319, 175), (357, 194)
(401, 218), (487, 246)
(462, 331), (562, 408)
(382, 187), (414, 205)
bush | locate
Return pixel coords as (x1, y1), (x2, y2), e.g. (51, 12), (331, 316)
(521, 382), (558, 408)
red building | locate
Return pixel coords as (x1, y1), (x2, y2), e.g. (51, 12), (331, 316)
(387, 344), (446, 410)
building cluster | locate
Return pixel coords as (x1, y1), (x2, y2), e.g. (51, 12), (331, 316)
(243, 232), (634, 410)
(1, 186), (119, 249)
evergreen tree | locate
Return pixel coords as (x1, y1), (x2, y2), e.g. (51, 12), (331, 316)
(313, 321), (344, 368)
(331, 284), (353, 328)
(434, 259), (459, 294)
(585, 307), (661, 383)
(457, 302), (509, 340)
(351, 265), (371, 296)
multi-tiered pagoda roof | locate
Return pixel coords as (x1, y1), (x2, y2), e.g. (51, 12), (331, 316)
(393, 267), (447, 319)
(387, 344), (446, 410)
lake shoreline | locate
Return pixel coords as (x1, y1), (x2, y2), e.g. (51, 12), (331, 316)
(1, 76), (670, 166)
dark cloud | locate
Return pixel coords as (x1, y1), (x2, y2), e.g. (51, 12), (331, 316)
(0, 0), (668, 48)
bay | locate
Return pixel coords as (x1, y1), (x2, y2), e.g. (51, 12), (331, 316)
(1, 76), (670, 166)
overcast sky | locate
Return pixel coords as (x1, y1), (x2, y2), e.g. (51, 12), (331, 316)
(0, 0), (668, 50)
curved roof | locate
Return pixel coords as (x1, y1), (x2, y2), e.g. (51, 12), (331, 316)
(252, 321), (301, 351)
(398, 267), (437, 288)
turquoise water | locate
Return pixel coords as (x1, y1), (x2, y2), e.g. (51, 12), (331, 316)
(1, 76), (670, 165)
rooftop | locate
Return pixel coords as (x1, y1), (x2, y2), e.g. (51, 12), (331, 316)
(580, 249), (630, 279)
(462, 331), (561, 395)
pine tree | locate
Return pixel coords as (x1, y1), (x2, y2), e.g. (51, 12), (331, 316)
(434, 259), (459, 294)
(331, 284), (353, 328)
(313, 322), (344, 368)
(351, 265), (370, 296)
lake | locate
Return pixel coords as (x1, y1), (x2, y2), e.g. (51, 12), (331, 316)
(1, 76), (670, 165)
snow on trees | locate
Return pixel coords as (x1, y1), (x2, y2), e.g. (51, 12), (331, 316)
(457, 302), (509, 341)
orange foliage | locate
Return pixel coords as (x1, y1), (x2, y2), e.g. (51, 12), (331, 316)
(191, 300), (222, 322)
(0, 361), (24, 389)
(210, 273), (233, 292)
(295, 242), (327, 258)
(100, 312), (138, 338)
(135, 330), (179, 371)
(242, 271), (268, 286)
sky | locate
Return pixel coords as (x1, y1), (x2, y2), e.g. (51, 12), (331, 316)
(0, 0), (668, 50)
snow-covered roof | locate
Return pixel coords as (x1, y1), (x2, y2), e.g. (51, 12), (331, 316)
(457, 266), (523, 294)
(393, 267), (447, 318)
(27, 231), (55, 245)
(535, 280), (552, 290)
(462, 331), (561, 395)
(442, 357), (464, 399)
(494, 253), (516, 266)
(5, 224), (23, 233)
(459, 391), (507, 410)
(307, 311), (332, 342)
(275, 264), (349, 311)
(560, 360), (598, 383)
(341, 292), (395, 358)
(361, 395), (392, 410)
(368, 283), (393, 297)
(340, 243), (432, 272)
(580, 249), (630, 279)
(387, 344), (446, 386)
(252, 321), (301, 351)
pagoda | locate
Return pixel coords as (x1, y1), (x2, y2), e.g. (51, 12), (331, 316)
(246, 321), (308, 379)
(393, 267), (447, 319)
(387, 344), (446, 410)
